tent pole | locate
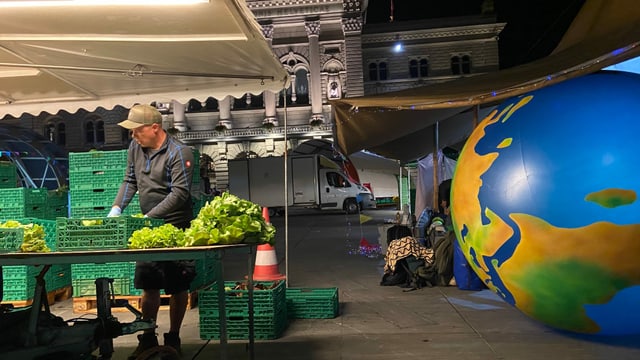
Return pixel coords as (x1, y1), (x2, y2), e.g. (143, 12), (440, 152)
(398, 160), (403, 210)
(432, 121), (440, 210)
(283, 88), (289, 288)
(473, 104), (479, 128)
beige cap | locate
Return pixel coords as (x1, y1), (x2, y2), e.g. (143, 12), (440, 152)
(118, 104), (163, 130)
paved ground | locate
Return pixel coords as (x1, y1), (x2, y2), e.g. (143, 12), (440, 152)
(48, 208), (640, 360)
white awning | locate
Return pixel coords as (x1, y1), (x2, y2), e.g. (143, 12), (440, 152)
(0, 0), (289, 117)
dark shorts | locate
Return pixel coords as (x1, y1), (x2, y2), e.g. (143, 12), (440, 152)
(133, 260), (196, 295)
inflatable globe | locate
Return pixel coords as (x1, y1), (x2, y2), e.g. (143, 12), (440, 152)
(450, 71), (640, 335)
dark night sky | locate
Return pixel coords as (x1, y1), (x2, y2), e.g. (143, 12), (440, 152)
(365, 0), (586, 69)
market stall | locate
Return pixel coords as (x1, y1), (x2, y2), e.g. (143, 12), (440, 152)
(0, 244), (255, 360)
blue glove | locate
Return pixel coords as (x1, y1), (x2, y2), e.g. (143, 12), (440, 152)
(107, 207), (122, 217)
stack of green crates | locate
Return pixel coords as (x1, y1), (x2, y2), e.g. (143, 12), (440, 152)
(286, 287), (340, 319)
(0, 161), (18, 189)
(199, 280), (288, 340)
(68, 150), (136, 217)
(1, 265), (39, 301)
(0, 218), (70, 301)
(69, 149), (202, 217)
(0, 188), (47, 220)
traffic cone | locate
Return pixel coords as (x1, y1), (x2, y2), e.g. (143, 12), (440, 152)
(252, 207), (286, 281)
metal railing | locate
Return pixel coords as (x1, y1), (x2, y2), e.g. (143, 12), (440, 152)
(175, 123), (333, 143)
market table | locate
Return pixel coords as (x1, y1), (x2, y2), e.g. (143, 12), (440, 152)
(0, 244), (257, 360)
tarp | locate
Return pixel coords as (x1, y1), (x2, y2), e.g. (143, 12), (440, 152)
(0, 0), (289, 117)
(414, 151), (457, 220)
(331, 0), (640, 163)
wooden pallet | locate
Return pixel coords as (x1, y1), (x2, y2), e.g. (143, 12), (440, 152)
(1, 286), (73, 308)
(72, 291), (198, 314)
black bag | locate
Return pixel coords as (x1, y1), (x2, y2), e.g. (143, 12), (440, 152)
(387, 225), (413, 243)
(380, 259), (409, 286)
(418, 230), (455, 287)
(381, 256), (425, 287)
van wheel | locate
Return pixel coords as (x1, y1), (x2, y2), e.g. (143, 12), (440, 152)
(344, 199), (359, 214)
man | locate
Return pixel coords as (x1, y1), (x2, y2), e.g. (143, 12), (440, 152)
(109, 104), (195, 358)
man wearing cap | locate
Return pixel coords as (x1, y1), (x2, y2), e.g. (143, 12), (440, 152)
(110, 104), (195, 358)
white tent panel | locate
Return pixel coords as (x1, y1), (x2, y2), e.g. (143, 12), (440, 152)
(0, 0), (289, 117)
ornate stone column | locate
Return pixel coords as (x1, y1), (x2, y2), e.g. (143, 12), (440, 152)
(261, 23), (279, 126)
(217, 96), (232, 130)
(171, 100), (188, 131)
(342, 17), (365, 98)
(305, 19), (324, 124)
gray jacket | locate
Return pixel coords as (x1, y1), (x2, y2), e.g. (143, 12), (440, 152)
(113, 134), (194, 227)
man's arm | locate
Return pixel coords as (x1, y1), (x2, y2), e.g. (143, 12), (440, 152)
(112, 143), (139, 213)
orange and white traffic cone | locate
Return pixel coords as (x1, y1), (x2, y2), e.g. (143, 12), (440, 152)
(252, 207), (286, 281)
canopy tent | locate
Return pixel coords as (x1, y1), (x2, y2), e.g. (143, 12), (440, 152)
(0, 0), (289, 117)
(331, 0), (640, 164)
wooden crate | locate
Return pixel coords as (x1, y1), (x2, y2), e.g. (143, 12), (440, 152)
(1, 285), (72, 308)
(72, 291), (198, 314)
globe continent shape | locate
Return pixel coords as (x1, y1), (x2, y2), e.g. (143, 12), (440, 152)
(450, 71), (640, 335)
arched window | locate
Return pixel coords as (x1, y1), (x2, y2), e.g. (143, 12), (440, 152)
(409, 59), (419, 78)
(56, 123), (66, 146)
(461, 55), (471, 74)
(451, 55), (471, 75)
(96, 121), (105, 144)
(419, 59), (429, 77)
(44, 119), (66, 146)
(85, 118), (105, 146)
(45, 122), (56, 142)
(378, 62), (388, 81)
(294, 68), (309, 105)
(369, 63), (378, 81)
(85, 121), (94, 144)
(451, 56), (461, 75)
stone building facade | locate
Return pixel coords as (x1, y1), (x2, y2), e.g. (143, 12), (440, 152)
(1, 0), (504, 190)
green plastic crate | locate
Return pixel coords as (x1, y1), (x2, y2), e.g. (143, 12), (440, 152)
(68, 150), (128, 172)
(56, 216), (163, 251)
(0, 227), (23, 253)
(70, 206), (110, 218)
(73, 277), (130, 297)
(0, 218), (56, 252)
(199, 280), (288, 340)
(69, 188), (119, 208)
(71, 262), (134, 280)
(199, 309), (288, 340)
(2, 276), (36, 301)
(190, 257), (221, 291)
(199, 280), (286, 316)
(18, 218), (57, 250)
(46, 264), (72, 291)
(286, 287), (339, 319)
(0, 161), (18, 189)
(0, 188), (48, 220)
(69, 169), (125, 192)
